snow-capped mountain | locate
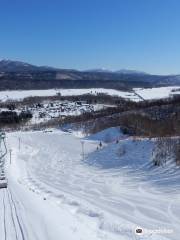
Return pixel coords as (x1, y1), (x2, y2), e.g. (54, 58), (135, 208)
(115, 69), (148, 75)
(85, 68), (148, 75)
(84, 68), (113, 73)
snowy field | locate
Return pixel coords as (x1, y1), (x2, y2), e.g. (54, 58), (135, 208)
(0, 128), (180, 239)
(0, 86), (180, 103)
(0, 88), (139, 102)
(134, 86), (180, 100)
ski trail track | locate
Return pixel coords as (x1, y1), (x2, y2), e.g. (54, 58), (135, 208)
(5, 130), (180, 239)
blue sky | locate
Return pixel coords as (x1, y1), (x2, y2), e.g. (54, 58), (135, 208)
(0, 0), (180, 74)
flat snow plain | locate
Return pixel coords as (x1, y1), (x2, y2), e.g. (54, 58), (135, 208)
(0, 88), (139, 102)
(0, 86), (180, 102)
(0, 128), (180, 240)
(134, 86), (180, 100)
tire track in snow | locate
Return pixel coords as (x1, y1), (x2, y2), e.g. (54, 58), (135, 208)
(2, 190), (7, 240)
(6, 189), (19, 240)
(1, 188), (26, 240)
(7, 189), (26, 240)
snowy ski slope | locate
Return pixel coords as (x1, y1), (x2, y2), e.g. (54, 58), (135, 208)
(0, 128), (179, 239)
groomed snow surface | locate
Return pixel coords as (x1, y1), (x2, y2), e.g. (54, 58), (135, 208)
(0, 127), (180, 240)
(1, 86), (180, 102)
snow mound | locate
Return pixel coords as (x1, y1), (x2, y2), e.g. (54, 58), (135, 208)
(85, 138), (153, 169)
(86, 127), (123, 143)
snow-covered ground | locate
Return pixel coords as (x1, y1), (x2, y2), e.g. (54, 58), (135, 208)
(134, 86), (180, 100)
(0, 88), (139, 102)
(0, 86), (180, 103)
(0, 128), (180, 239)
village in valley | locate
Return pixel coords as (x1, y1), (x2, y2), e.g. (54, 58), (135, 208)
(0, 96), (110, 127)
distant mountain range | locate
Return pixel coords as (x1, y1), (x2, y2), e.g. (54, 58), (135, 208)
(0, 59), (59, 72)
(0, 59), (147, 75)
(0, 59), (180, 91)
(84, 68), (147, 75)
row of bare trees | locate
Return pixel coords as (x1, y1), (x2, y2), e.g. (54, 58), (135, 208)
(152, 137), (180, 166)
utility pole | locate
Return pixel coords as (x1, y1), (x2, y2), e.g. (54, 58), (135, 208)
(9, 149), (12, 164)
(18, 137), (21, 151)
(81, 141), (85, 160)
(0, 132), (7, 161)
